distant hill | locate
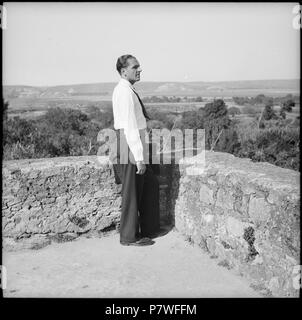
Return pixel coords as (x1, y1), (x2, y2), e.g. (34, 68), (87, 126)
(3, 79), (299, 99)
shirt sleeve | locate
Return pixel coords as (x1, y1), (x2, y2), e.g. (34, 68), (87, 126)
(120, 88), (144, 162)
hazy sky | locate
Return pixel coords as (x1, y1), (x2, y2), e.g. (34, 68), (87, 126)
(3, 2), (300, 86)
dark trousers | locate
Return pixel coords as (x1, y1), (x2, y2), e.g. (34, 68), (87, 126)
(112, 130), (160, 243)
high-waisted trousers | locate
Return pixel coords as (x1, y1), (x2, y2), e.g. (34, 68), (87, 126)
(111, 129), (160, 243)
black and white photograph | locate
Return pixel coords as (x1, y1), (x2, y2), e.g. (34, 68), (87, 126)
(1, 1), (300, 303)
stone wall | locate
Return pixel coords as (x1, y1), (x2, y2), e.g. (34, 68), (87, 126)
(173, 151), (300, 297)
(2, 152), (300, 296)
(2, 156), (120, 249)
(2, 156), (171, 251)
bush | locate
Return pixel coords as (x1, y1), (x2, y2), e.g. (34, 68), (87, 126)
(203, 99), (230, 149)
(228, 106), (241, 117)
(233, 94), (298, 108)
(3, 99), (299, 172)
(44, 107), (89, 134)
(233, 96), (250, 105)
(147, 109), (175, 129)
(241, 105), (258, 115)
(216, 126), (241, 154)
(262, 105), (277, 121)
(238, 127), (299, 171)
(3, 116), (36, 146)
(147, 120), (166, 130)
(177, 110), (204, 130)
(142, 96), (203, 103)
(3, 107), (103, 160)
(279, 108), (286, 119)
(86, 105), (114, 128)
(282, 99), (295, 112)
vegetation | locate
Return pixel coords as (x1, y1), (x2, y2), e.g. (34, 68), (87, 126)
(2, 92), (300, 171)
(233, 94), (298, 107)
(3, 104), (103, 159)
(142, 96), (203, 103)
(262, 104), (278, 121)
(202, 99), (241, 154)
(237, 127), (299, 171)
(228, 106), (241, 117)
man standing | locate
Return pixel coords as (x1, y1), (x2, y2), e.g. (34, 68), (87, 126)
(112, 54), (160, 246)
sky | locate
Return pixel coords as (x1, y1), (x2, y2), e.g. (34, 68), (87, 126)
(2, 2), (300, 86)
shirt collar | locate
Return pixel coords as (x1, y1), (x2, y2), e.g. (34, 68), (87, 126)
(119, 78), (134, 89)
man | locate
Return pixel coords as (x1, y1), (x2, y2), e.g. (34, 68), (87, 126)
(111, 54), (160, 246)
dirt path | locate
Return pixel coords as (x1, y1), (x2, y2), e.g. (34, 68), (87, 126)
(3, 229), (260, 298)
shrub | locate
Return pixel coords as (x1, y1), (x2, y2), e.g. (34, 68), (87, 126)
(3, 107), (102, 160)
(203, 99), (229, 149)
(238, 127), (299, 171)
(147, 109), (175, 129)
(86, 105), (114, 128)
(241, 105), (259, 115)
(216, 126), (241, 154)
(282, 99), (295, 112)
(228, 106), (241, 117)
(177, 110), (204, 130)
(262, 105), (277, 121)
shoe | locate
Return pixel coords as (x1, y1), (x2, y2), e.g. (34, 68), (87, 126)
(120, 237), (155, 246)
(142, 227), (170, 239)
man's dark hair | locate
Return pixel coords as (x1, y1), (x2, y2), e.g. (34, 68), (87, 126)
(116, 54), (135, 75)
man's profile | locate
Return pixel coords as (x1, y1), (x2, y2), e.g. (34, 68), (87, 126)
(111, 54), (160, 246)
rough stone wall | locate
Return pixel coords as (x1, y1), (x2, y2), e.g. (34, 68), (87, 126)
(2, 156), (170, 250)
(2, 156), (123, 250)
(173, 151), (300, 297)
(2, 152), (300, 296)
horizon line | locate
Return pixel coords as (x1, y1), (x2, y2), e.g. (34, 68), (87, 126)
(3, 78), (300, 88)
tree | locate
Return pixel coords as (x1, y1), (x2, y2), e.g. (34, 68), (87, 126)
(282, 99), (295, 112)
(2, 100), (9, 122)
(233, 96), (247, 105)
(237, 127), (299, 171)
(263, 97), (274, 107)
(254, 94), (266, 104)
(228, 106), (241, 117)
(177, 110), (204, 130)
(279, 108), (286, 119)
(203, 99), (230, 150)
(44, 107), (89, 134)
(216, 126), (241, 154)
(262, 104), (277, 121)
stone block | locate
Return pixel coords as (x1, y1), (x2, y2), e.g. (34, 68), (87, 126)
(199, 184), (214, 205)
(267, 190), (282, 204)
(226, 216), (247, 238)
(268, 277), (280, 296)
(206, 237), (216, 255)
(248, 196), (272, 223)
(202, 214), (214, 224)
(216, 188), (234, 210)
(241, 183), (257, 195)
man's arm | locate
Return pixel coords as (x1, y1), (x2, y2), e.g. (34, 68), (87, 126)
(121, 89), (146, 174)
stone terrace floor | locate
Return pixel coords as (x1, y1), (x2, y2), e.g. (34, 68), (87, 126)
(3, 227), (260, 298)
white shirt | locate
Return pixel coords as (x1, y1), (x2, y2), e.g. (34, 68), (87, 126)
(112, 78), (147, 162)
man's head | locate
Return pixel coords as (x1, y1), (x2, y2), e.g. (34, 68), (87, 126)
(116, 54), (142, 84)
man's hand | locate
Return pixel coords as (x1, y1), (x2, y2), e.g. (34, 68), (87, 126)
(136, 161), (146, 175)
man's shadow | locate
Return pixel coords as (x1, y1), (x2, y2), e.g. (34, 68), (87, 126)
(149, 143), (180, 239)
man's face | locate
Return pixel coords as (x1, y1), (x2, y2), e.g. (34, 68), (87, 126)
(121, 58), (142, 84)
